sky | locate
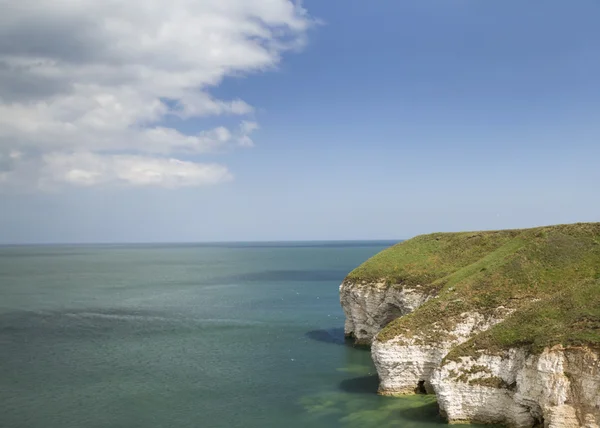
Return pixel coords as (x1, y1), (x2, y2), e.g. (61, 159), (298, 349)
(0, 0), (599, 244)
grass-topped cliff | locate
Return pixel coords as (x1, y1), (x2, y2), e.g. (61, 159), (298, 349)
(346, 228), (521, 291)
(447, 278), (600, 359)
(346, 222), (600, 349)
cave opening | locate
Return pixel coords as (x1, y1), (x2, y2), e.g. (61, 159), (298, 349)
(379, 304), (405, 328)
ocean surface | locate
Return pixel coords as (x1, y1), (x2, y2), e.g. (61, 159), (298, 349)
(0, 242), (487, 428)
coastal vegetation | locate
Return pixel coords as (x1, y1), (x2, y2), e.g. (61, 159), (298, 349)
(347, 222), (600, 347)
(450, 278), (600, 359)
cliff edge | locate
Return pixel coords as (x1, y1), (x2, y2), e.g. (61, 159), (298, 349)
(340, 222), (600, 427)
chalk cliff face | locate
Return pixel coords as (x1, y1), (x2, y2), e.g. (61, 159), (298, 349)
(372, 311), (507, 395)
(339, 279), (430, 345)
(339, 280), (600, 428)
(432, 346), (600, 428)
(339, 223), (600, 428)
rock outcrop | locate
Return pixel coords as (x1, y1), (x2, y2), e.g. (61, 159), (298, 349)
(432, 346), (600, 427)
(372, 310), (508, 395)
(339, 279), (430, 345)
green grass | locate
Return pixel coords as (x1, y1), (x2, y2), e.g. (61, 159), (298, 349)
(447, 279), (600, 359)
(347, 222), (600, 347)
(347, 229), (521, 292)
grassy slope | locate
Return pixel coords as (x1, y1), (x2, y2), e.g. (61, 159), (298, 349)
(347, 223), (600, 347)
(448, 279), (600, 359)
(346, 229), (521, 291)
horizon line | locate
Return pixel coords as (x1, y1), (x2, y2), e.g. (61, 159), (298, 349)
(0, 238), (405, 247)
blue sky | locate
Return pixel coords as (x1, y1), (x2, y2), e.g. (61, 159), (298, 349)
(1, 0), (599, 243)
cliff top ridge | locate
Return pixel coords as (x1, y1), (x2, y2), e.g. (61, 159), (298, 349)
(345, 222), (600, 350)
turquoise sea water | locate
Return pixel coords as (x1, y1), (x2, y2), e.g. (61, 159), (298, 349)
(0, 242), (488, 428)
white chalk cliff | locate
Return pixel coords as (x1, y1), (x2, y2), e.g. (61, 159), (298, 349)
(339, 279), (430, 345)
(339, 223), (600, 427)
(372, 310), (507, 395)
(432, 346), (600, 427)
(340, 281), (600, 427)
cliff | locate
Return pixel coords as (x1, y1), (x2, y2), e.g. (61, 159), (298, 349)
(340, 222), (600, 427)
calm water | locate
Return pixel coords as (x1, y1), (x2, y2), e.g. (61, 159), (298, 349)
(0, 242), (484, 428)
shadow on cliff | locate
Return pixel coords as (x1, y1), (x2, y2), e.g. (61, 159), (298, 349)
(305, 327), (348, 346)
(338, 375), (380, 394)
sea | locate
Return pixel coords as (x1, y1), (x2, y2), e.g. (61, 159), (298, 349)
(0, 242), (488, 428)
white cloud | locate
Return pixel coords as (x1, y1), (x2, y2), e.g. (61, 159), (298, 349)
(42, 152), (233, 188)
(0, 0), (311, 189)
(0, 151), (233, 190)
(237, 121), (260, 147)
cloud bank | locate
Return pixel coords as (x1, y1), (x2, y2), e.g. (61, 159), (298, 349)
(0, 0), (310, 189)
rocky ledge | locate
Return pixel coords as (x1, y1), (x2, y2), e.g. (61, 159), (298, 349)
(339, 279), (430, 345)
